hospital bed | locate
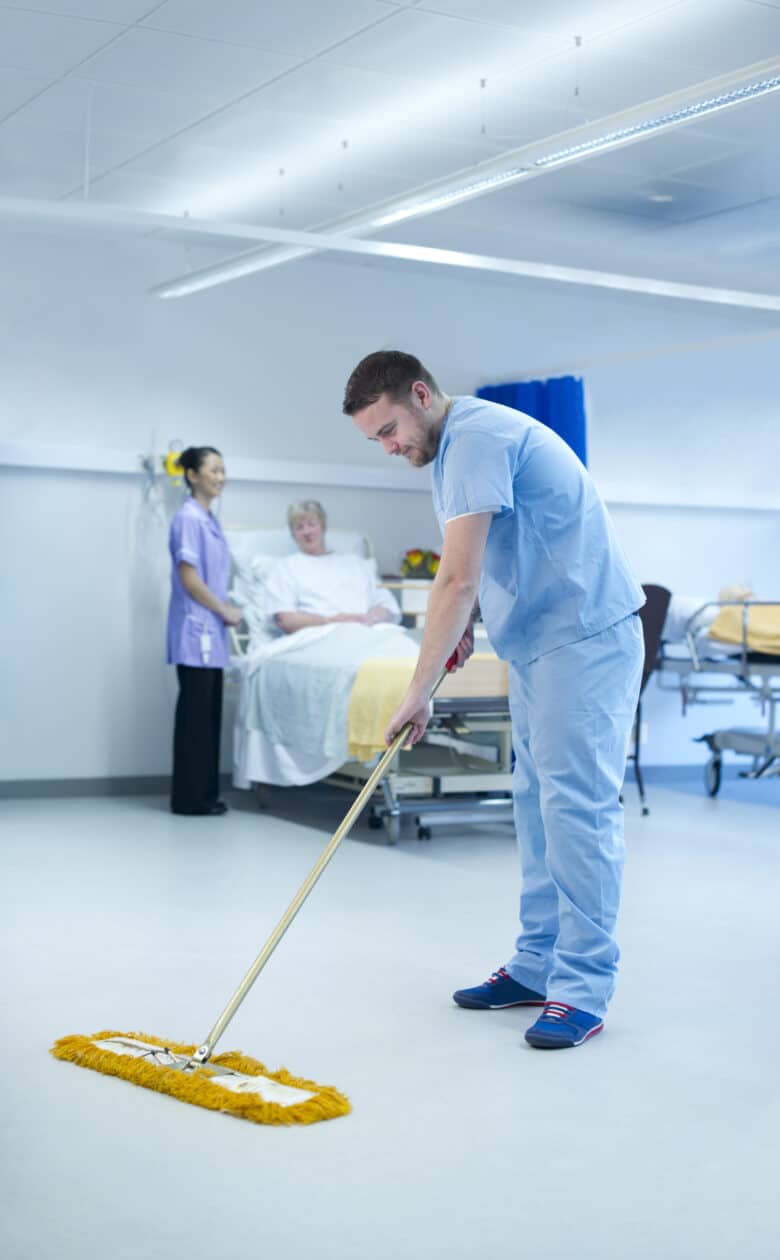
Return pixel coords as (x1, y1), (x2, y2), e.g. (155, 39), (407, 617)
(224, 525), (514, 842)
(656, 597), (780, 796)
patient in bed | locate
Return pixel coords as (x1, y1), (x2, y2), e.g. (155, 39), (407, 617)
(265, 499), (401, 634)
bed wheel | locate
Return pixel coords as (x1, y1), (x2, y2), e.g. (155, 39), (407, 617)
(705, 755), (722, 798)
(383, 814), (400, 844)
(417, 825), (432, 842)
(368, 809), (384, 830)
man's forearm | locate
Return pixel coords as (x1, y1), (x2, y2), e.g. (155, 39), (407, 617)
(410, 575), (478, 698)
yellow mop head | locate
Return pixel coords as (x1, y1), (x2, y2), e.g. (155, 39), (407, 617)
(49, 664), (462, 1128)
(51, 1030), (351, 1126)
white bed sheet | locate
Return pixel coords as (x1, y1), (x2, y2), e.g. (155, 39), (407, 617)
(232, 622), (419, 788)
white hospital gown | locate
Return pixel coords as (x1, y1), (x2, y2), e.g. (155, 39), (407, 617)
(264, 552), (400, 625)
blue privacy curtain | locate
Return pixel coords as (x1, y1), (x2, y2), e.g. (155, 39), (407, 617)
(476, 375), (587, 466)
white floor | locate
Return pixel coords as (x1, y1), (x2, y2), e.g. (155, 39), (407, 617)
(2, 775), (779, 1260)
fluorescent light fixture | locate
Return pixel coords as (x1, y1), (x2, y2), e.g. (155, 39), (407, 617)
(1, 193), (778, 310)
(157, 233), (780, 310)
(532, 75), (780, 165)
(150, 58), (780, 296)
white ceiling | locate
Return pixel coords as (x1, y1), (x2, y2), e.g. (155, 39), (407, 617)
(1, 0), (779, 286)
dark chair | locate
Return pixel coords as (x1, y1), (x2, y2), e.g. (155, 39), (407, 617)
(627, 584), (672, 815)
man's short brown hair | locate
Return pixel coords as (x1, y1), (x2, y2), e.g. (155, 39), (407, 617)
(342, 350), (441, 415)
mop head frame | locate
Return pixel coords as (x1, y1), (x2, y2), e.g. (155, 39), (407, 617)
(51, 1030), (351, 1126)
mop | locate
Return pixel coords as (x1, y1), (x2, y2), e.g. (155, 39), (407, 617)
(51, 656), (456, 1126)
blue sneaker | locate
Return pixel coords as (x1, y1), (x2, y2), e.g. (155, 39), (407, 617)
(524, 1001), (604, 1048)
(453, 967), (546, 1010)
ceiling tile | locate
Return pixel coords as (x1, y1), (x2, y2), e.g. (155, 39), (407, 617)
(172, 100), (339, 157)
(0, 69), (54, 118)
(78, 26), (297, 104)
(0, 109), (182, 183)
(231, 59), (395, 120)
(0, 1), (154, 18)
(9, 77), (219, 142)
(0, 148), (84, 198)
(141, 0), (400, 58)
(0, 7), (125, 76)
(320, 5), (561, 72)
(605, 0), (780, 78)
(416, 0), (682, 39)
(410, 1), (580, 31)
(69, 166), (203, 212)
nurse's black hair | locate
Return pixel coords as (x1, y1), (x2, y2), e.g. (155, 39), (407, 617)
(179, 446), (221, 490)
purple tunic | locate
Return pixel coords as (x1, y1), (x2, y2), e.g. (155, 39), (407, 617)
(166, 498), (231, 668)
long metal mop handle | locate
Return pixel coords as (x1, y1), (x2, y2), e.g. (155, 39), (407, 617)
(188, 656), (456, 1067)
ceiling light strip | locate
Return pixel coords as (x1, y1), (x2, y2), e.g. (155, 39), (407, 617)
(1, 194), (778, 311)
(155, 222), (780, 310)
(533, 75), (780, 169)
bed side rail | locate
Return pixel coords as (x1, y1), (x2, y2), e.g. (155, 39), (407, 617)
(685, 600), (779, 672)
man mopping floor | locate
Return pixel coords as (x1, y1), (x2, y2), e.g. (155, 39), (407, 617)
(344, 351), (645, 1050)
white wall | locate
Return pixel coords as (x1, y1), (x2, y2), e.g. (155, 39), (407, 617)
(1, 223), (778, 782)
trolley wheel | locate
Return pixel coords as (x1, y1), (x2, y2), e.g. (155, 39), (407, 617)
(705, 755), (722, 798)
(417, 825), (432, 842)
(368, 809), (383, 830)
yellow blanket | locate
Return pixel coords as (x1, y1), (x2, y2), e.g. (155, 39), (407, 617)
(708, 605), (780, 655)
(346, 652), (505, 760)
(347, 657), (418, 761)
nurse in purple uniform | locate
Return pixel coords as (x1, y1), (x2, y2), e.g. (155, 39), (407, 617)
(167, 446), (241, 815)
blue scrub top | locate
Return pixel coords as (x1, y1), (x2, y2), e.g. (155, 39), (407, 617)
(431, 396), (644, 665)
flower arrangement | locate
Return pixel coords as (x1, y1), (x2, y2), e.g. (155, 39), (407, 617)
(400, 548), (440, 579)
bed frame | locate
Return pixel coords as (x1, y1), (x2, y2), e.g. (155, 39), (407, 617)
(328, 635), (513, 841)
(657, 601), (780, 796)
(223, 525), (514, 841)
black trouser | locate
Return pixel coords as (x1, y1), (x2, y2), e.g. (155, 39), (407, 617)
(171, 665), (223, 812)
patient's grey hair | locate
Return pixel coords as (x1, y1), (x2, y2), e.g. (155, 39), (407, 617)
(287, 499), (327, 532)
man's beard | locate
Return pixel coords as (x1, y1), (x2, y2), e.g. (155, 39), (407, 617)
(406, 417), (439, 466)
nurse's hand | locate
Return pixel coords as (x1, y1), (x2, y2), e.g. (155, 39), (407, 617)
(450, 622), (475, 670)
(221, 604), (243, 627)
(385, 693), (432, 748)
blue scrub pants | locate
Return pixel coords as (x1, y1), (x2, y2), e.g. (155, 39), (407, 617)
(505, 613), (644, 1019)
